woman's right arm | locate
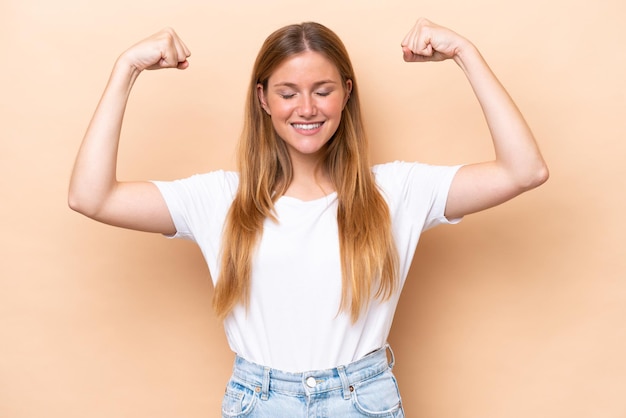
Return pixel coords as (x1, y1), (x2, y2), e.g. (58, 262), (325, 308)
(68, 28), (191, 234)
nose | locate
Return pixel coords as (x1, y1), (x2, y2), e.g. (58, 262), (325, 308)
(296, 94), (317, 117)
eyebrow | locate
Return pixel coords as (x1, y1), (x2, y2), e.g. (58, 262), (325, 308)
(271, 80), (338, 89)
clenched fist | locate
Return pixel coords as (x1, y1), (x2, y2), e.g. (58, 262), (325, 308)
(118, 27), (191, 72)
(401, 18), (469, 63)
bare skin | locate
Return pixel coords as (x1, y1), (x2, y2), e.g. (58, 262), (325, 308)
(257, 51), (352, 201)
(68, 19), (548, 233)
(400, 19), (548, 219)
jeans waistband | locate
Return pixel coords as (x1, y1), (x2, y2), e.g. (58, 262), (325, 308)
(231, 344), (395, 401)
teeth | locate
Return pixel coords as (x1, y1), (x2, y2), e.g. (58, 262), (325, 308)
(292, 123), (322, 130)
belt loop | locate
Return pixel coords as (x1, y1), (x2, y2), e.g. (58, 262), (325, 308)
(261, 367), (270, 401)
(385, 343), (395, 369)
(337, 365), (351, 400)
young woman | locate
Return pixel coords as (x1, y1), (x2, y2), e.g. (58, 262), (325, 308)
(69, 18), (548, 417)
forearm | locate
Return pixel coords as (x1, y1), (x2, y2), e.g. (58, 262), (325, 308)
(454, 42), (549, 188)
(68, 59), (141, 216)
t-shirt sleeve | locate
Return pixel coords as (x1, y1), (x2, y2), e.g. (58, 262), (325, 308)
(150, 171), (238, 281)
(373, 161), (463, 232)
(373, 161), (462, 282)
(150, 171), (238, 242)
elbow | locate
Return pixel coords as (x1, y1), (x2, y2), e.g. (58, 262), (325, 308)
(67, 190), (89, 216)
(532, 160), (550, 188)
(520, 161), (550, 192)
(67, 187), (100, 219)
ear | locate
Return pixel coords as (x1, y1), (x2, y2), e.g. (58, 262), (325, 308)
(343, 79), (353, 108)
(257, 83), (271, 115)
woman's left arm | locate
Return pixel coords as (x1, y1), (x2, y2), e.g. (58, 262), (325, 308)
(401, 18), (549, 220)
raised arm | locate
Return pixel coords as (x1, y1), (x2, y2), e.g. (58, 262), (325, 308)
(401, 18), (549, 220)
(68, 28), (191, 234)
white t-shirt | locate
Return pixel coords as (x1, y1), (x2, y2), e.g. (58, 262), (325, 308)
(153, 161), (461, 372)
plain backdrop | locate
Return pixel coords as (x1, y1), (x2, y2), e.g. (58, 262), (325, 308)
(2, 0), (625, 417)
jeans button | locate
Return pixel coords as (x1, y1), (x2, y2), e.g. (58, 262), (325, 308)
(305, 376), (317, 388)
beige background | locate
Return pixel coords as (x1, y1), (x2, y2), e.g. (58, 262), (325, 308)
(2, 0), (625, 416)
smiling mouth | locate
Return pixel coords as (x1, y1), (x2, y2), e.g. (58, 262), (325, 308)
(291, 122), (324, 130)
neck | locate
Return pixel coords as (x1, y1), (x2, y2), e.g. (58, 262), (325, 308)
(284, 154), (334, 201)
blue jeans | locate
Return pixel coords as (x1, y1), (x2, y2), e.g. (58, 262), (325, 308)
(221, 344), (404, 417)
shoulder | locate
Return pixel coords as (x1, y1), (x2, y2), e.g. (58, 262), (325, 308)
(373, 161), (461, 181)
(372, 161), (416, 178)
(160, 170), (239, 191)
(372, 161), (462, 198)
(196, 170), (239, 191)
(372, 161), (436, 188)
(183, 170), (239, 185)
(152, 170), (239, 206)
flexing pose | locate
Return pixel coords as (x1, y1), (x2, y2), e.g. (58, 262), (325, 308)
(69, 18), (548, 417)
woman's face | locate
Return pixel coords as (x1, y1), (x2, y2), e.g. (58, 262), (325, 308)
(257, 50), (352, 164)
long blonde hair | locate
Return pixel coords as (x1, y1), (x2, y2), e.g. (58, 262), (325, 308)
(213, 22), (398, 322)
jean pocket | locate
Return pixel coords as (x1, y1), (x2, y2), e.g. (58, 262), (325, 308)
(351, 370), (404, 417)
(221, 379), (258, 417)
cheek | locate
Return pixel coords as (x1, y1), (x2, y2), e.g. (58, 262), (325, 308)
(266, 99), (294, 119)
(325, 101), (346, 118)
